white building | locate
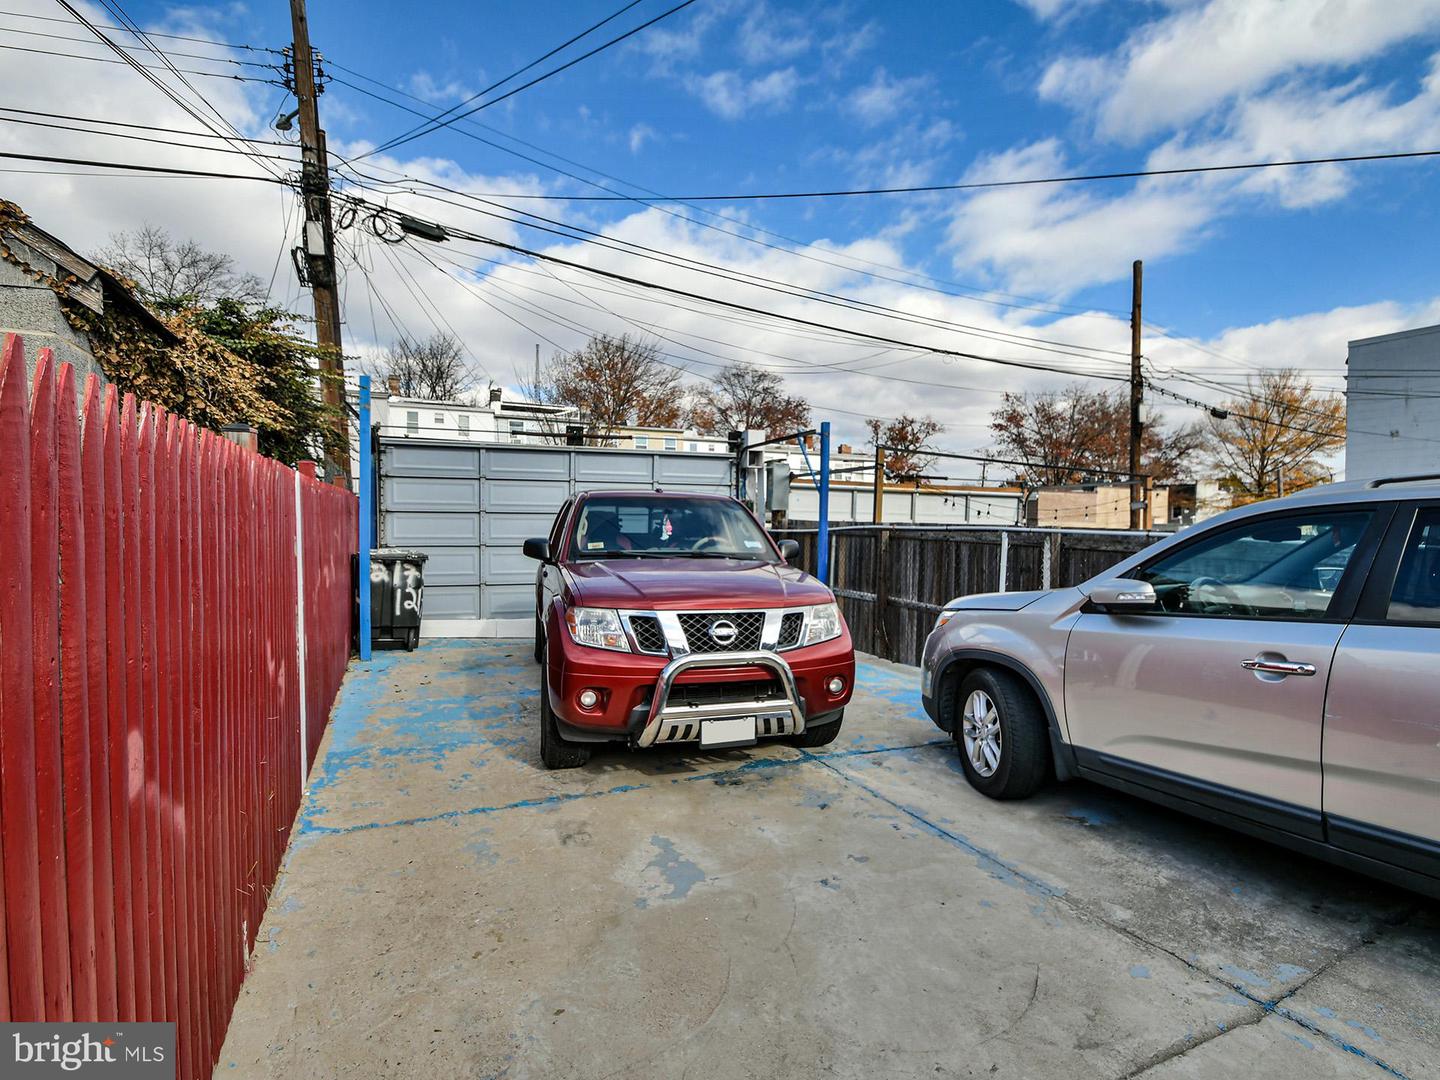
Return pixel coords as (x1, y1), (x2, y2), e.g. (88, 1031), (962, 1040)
(1346, 323), (1440, 481)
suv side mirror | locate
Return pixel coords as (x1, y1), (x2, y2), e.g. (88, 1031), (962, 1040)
(777, 539), (801, 562)
(1087, 578), (1156, 613)
(522, 537), (551, 562)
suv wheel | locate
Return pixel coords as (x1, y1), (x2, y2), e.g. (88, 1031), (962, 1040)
(539, 646), (590, 770)
(789, 710), (843, 748)
(954, 668), (1048, 799)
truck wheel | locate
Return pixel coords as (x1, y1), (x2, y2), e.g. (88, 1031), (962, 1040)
(405, 627), (419, 651)
(539, 648), (590, 770)
(954, 668), (1048, 799)
(789, 711), (843, 748)
(533, 616), (545, 664)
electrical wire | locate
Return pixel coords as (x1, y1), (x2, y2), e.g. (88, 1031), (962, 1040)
(359, 0), (647, 159)
(0, 7), (283, 53)
(352, 0), (699, 161)
(0, 39), (275, 79)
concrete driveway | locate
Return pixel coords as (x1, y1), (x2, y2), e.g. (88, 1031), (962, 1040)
(219, 640), (1438, 1079)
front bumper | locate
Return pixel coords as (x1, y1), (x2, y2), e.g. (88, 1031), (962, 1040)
(547, 616), (854, 744)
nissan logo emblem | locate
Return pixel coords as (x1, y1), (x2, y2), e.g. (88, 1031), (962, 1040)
(708, 618), (739, 646)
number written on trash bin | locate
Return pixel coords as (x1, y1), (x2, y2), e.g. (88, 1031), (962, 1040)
(371, 560), (424, 615)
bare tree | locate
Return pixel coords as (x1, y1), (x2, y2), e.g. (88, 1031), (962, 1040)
(867, 414), (945, 483)
(689, 362), (810, 437)
(1205, 369), (1344, 504)
(536, 334), (686, 442)
(95, 224), (265, 308)
(384, 332), (469, 401)
(990, 384), (1202, 486)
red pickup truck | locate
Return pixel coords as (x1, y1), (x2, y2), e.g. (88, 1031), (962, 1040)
(524, 490), (855, 769)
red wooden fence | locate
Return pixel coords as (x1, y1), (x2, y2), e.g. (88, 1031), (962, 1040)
(0, 334), (357, 1076)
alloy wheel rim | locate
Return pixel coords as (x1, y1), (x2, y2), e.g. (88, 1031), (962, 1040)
(961, 689), (1002, 778)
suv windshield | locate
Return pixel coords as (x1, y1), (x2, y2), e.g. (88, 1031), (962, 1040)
(568, 495), (778, 562)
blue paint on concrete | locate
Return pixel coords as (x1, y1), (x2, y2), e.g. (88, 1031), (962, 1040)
(303, 783), (646, 838)
(1345, 1019), (1382, 1042)
(1315, 1006), (1337, 1019)
(1273, 963), (1311, 982)
(818, 877), (841, 891)
(1129, 964), (1150, 979)
(1219, 964), (1272, 990)
(1284, 1032), (1316, 1050)
(645, 835), (704, 900)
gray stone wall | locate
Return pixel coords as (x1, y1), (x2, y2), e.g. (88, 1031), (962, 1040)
(0, 253), (110, 404)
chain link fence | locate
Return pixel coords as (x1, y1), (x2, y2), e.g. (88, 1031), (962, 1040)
(774, 525), (1165, 666)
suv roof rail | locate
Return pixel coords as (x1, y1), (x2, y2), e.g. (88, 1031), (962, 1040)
(1365, 473), (1440, 488)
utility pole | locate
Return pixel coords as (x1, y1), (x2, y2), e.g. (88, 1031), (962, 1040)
(287, 0), (347, 481)
(872, 445), (886, 524)
(1129, 259), (1144, 530)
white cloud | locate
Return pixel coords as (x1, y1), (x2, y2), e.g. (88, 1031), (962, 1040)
(627, 123), (658, 154)
(686, 67), (801, 119)
(1040, 0), (1440, 141)
(405, 72), (475, 105)
(844, 67), (931, 126)
(737, 1), (812, 64)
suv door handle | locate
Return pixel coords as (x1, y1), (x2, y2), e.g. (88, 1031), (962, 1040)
(1241, 657), (1317, 677)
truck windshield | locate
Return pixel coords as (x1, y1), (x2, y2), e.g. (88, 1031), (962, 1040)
(569, 495), (779, 562)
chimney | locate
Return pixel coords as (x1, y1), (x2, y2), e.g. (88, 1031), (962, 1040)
(386, 375), (401, 396)
(489, 385), (504, 405)
(838, 443), (853, 455)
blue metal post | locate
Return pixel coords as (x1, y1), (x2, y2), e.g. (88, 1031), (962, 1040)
(358, 375), (373, 661)
(817, 421), (831, 585)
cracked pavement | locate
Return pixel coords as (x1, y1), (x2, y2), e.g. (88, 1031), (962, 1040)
(218, 640), (1439, 1079)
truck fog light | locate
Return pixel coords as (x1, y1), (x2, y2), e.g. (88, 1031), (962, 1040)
(578, 689), (600, 709)
(827, 676), (846, 695)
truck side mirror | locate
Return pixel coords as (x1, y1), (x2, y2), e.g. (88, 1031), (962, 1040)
(523, 537), (551, 562)
(778, 539), (801, 562)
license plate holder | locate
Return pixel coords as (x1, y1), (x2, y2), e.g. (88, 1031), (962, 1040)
(700, 715), (758, 749)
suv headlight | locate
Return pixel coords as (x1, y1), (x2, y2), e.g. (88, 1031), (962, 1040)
(803, 602), (844, 646)
(565, 607), (631, 652)
(933, 608), (959, 632)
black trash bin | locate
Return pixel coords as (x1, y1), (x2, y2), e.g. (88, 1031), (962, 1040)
(370, 548), (428, 650)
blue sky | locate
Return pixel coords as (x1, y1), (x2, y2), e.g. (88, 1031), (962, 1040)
(10, 0), (1440, 451)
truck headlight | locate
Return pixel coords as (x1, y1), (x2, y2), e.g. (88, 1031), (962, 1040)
(933, 608), (959, 632)
(803, 603), (844, 646)
(565, 607), (631, 652)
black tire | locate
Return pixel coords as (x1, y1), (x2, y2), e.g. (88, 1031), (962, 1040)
(539, 646), (590, 770)
(533, 615), (545, 664)
(953, 668), (1048, 799)
(405, 627), (419, 651)
(789, 711), (843, 748)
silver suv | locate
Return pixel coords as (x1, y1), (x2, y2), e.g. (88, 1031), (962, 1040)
(920, 476), (1440, 898)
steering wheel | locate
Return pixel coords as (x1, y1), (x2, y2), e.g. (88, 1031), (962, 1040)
(692, 536), (722, 552)
(1186, 575), (1245, 614)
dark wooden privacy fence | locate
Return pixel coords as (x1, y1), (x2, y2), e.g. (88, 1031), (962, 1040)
(776, 525), (1162, 666)
(0, 335), (357, 1078)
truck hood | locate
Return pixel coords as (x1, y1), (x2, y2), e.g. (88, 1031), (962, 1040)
(941, 589), (1051, 613)
(566, 557), (833, 610)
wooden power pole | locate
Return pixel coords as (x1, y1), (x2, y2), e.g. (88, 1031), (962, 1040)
(872, 445), (886, 523)
(288, 0), (347, 481)
(1129, 259), (1144, 531)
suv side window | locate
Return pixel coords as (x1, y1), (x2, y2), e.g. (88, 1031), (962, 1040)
(1136, 510), (1373, 619)
(1387, 508), (1440, 624)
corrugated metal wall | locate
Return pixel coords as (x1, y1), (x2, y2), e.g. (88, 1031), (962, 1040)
(378, 439), (734, 634)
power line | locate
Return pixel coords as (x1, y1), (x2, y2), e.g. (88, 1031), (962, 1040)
(352, 0), (700, 161)
(0, 149), (286, 180)
(327, 64), (1126, 321)
(0, 105), (290, 143)
(452, 149), (1440, 202)
(332, 165), (1131, 368)
(0, 39), (275, 79)
(0, 7), (283, 52)
(346, 195), (1132, 386)
(0, 23), (277, 66)
(360, 0), (647, 159)
(0, 114), (301, 162)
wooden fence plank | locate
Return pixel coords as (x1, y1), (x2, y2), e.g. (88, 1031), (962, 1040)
(80, 376), (119, 1022)
(0, 333), (41, 1020)
(101, 386), (138, 1022)
(28, 351), (74, 1021)
(56, 363), (98, 1020)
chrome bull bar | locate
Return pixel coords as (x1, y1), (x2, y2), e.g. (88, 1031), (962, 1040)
(634, 650), (806, 749)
